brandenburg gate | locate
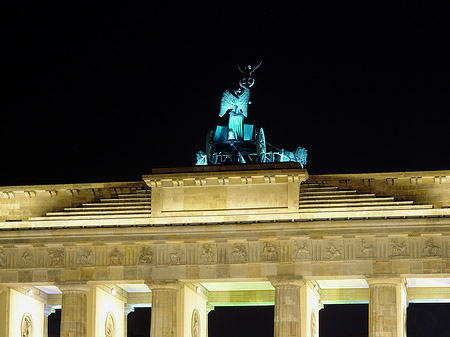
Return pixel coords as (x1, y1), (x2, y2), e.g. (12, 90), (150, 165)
(1, 164), (450, 337)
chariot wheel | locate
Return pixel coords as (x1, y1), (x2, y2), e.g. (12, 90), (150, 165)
(256, 128), (266, 163)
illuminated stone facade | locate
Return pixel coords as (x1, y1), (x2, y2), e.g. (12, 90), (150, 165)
(1, 163), (450, 336)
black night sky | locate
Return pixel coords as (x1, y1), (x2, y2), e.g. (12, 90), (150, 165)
(5, 2), (450, 337)
(4, 2), (450, 186)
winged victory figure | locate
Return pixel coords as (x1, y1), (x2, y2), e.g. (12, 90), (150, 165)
(219, 86), (250, 140)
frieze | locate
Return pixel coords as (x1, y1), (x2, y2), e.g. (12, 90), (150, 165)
(0, 235), (450, 273)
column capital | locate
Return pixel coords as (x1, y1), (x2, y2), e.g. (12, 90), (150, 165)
(145, 280), (181, 291)
(57, 282), (91, 293)
(269, 276), (305, 288)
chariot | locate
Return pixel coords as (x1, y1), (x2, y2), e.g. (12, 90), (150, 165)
(195, 62), (307, 167)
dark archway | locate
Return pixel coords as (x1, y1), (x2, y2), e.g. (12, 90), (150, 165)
(319, 304), (368, 337)
(48, 309), (61, 337)
(127, 307), (151, 337)
(407, 303), (450, 337)
(208, 306), (274, 337)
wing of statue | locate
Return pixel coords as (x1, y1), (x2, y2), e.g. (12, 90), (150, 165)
(219, 89), (236, 117)
(235, 87), (250, 117)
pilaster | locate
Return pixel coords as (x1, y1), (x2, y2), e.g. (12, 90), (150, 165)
(0, 286), (9, 337)
(367, 278), (407, 337)
(124, 304), (134, 337)
(43, 304), (53, 337)
(58, 283), (91, 337)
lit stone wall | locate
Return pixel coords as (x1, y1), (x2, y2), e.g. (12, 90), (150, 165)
(0, 288), (9, 337)
(182, 285), (207, 337)
(93, 287), (125, 337)
(8, 288), (44, 337)
(301, 282), (321, 337)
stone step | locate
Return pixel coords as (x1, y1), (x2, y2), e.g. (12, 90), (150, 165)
(46, 209), (152, 216)
(299, 201), (414, 209)
(29, 213), (152, 221)
(300, 190), (358, 196)
(64, 205), (151, 211)
(118, 193), (151, 198)
(299, 193), (376, 200)
(299, 204), (433, 213)
(100, 197), (151, 203)
(83, 202), (151, 207)
(300, 186), (339, 192)
(300, 197), (397, 205)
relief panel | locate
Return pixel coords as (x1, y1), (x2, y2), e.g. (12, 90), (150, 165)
(138, 246), (155, 265)
(323, 240), (343, 261)
(292, 240), (311, 260)
(199, 243), (216, 264)
(260, 241), (280, 261)
(229, 242), (248, 263)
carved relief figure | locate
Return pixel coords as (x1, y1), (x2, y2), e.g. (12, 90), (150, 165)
(21, 249), (34, 267)
(391, 239), (407, 256)
(79, 247), (93, 265)
(170, 246), (185, 264)
(21, 313), (32, 337)
(191, 309), (200, 337)
(231, 243), (247, 262)
(0, 249), (6, 267)
(324, 243), (342, 260)
(109, 248), (123, 265)
(293, 241), (309, 259)
(200, 244), (214, 263)
(48, 248), (65, 267)
(360, 239), (375, 257)
(105, 312), (115, 337)
(261, 242), (279, 261)
(423, 238), (440, 257)
(139, 247), (154, 264)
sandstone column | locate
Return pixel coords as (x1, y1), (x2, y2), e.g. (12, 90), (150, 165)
(367, 278), (407, 337)
(58, 283), (91, 337)
(270, 277), (304, 337)
(146, 281), (180, 337)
